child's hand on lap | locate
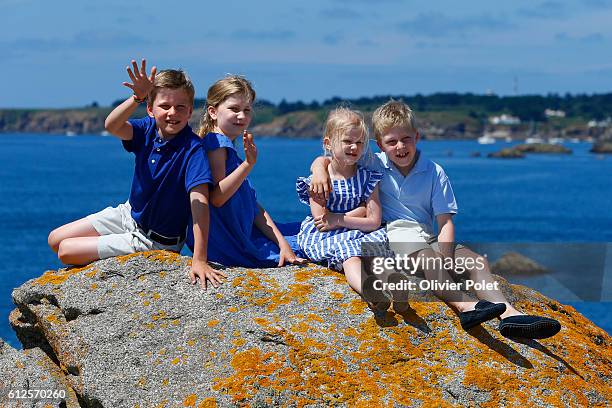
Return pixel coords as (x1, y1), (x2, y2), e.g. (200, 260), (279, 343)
(313, 212), (342, 232)
(122, 59), (157, 101)
(189, 260), (227, 290)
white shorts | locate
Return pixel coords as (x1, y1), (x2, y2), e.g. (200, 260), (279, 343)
(386, 219), (464, 256)
(86, 201), (183, 260)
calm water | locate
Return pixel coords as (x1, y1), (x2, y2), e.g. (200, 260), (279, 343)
(1, 134), (610, 347)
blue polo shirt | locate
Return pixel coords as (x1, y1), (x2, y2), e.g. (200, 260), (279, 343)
(123, 116), (212, 237)
(362, 150), (458, 234)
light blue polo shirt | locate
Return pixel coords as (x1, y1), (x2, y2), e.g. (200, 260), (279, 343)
(361, 150), (458, 234)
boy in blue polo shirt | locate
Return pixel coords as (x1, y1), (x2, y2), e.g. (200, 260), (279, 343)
(310, 100), (561, 339)
(48, 59), (223, 289)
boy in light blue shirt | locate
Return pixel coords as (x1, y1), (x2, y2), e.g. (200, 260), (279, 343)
(311, 100), (560, 339)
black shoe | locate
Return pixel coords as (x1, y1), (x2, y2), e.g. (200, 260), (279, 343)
(367, 290), (392, 319)
(498, 315), (561, 339)
(459, 300), (507, 330)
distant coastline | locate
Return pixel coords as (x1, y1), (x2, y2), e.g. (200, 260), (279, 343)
(2, 92), (612, 140)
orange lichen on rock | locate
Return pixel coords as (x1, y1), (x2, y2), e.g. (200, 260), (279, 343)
(45, 313), (61, 324)
(329, 291), (344, 300)
(207, 320), (220, 328)
(284, 283), (314, 303)
(253, 317), (270, 327)
(232, 338), (246, 347)
(214, 309), (455, 405)
(183, 394), (197, 406)
(213, 348), (285, 401)
(293, 266), (337, 282)
(346, 298), (367, 315)
(212, 293), (612, 407)
(117, 250), (183, 265)
(231, 269), (316, 312)
(197, 398), (217, 408)
(152, 311), (168, 321)
(34, 265), (96, 285)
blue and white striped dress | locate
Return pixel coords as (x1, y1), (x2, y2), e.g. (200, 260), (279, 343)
(296, 167), (389, 271)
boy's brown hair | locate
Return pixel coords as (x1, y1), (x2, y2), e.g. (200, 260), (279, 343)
(147, 69), (195, 107)
(371, 99), (417, 142)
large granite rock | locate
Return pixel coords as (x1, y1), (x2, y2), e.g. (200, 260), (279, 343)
(3, 251), (611, 407)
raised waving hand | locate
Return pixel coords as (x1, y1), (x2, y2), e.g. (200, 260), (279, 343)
(122, 59), (157, 100)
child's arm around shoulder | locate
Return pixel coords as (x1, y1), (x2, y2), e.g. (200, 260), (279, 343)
(309, 157), (366, 219)
(310, 156), (332, 202)
(208, 131), (257, 207)
(104, 59), (156, 141)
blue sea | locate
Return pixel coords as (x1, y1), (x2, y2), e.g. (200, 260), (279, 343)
(1, 134), (611, 348)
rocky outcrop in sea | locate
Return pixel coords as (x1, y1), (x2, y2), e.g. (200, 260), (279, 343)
(1, 251), (610, 407)
(488, 143), (572, 158)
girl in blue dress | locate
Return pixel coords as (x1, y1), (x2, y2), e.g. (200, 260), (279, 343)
(297, 108), (389, 304)
(186, 75), (305, 268)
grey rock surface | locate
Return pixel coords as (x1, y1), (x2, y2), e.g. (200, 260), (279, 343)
(0, 336), (80, 407)
(4, 250), (612, 407)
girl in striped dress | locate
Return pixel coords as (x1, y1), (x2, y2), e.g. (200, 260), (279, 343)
(297, 108), (389, 305)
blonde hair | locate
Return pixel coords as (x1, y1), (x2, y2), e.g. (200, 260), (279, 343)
(323, 107), (368, 155)
(198, 75), (256, 137)
(371, 99), (417, 142)
(148, 69), (195, 107)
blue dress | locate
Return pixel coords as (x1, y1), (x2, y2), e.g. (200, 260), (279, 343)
(186, 132), (303, 267)
(296, 167), (389, 271)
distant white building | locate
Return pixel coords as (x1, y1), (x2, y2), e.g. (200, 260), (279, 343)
(588, 118), (612, 128)
(489, 114), (521, 125)
(544, 109), (566, 118)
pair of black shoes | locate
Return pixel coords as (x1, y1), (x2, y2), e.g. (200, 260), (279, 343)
(460, 300), (561, 339)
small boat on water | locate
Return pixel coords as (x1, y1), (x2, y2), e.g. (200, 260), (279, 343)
(525, 136), (544, 144)
(477, 134), (495, 144)
(548, 137), (565, 144)
(65, 131), (76, 137)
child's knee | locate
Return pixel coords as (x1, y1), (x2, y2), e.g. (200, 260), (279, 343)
(48, 229), (62, 252)
(57, 239), (82, 264)
(57, 240), (71, 263)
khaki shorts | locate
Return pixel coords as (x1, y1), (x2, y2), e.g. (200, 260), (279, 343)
(386, 219), (464, 256)
(86, 201), (183, 260)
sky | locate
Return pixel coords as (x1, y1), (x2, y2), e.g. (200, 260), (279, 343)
(2, 0), (612, 108)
